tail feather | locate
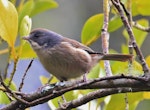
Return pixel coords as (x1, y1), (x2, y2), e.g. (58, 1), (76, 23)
(101, 54), (133, 62)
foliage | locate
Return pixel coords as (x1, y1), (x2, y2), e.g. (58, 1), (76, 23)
(0, 0), (58, 106)
(0, 0), (150, 110)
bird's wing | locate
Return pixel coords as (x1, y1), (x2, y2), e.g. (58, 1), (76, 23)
(62, 37), (103, 54)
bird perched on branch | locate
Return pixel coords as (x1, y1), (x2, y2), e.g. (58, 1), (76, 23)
(23, 28), (132, 81)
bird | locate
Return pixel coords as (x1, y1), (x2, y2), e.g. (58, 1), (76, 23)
(23, 28), (132, 81)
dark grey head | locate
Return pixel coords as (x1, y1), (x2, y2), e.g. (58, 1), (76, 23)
(23, 28), (62, 49)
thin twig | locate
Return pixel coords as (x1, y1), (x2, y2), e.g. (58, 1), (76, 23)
(125, 93), (129, 110)
(0, 75), (30, 105)
(47, 76), (53, 84)
(132, 21), (150, 32)
(111, 0), (150, 76)
(101, 0), (112, 76)
(4, 48), (11, 79)
(8, 55), (19, 87)
(119, 2), (150, 32)
(18, 59), (34, 91)
(120, 0), (134, 73)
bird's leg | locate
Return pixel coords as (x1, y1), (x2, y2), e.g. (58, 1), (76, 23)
(59, 80), (67, 105)
(83, 72), (88, 82)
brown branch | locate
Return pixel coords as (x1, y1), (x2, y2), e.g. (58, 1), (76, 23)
(1, 74), (150, 110)
(120, 0), (134, 67)
(18, 59), (34, 91)
(7, 55), (19, 87)
(132, 21), (150, 32)
(111, 0), (150, 76)
(0, 75), (30, 106)
(120, 1), (150, 32)
(125, 93), (129, 110)
(4, 48), (11, 79)
(101, 0), (112, 76)
(56, 87), (149, 110)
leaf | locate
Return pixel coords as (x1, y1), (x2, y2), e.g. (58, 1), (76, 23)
(146, 56), (150, 68)
(40, 75), (58, 85)
(111, 60), (143, 75)
(19, 15), (32, 37)
(81, 14), (123, 46)
(108, 16), (123, 32)
(4, 78), (17, 90)
(123, 19), (148, 48)
(81, 14), (103, 45)
(30, 0), (58, 16)
(18, 0), (58, 29)
(18, 0), (34, 28)
(0, 78), (17, 104)
(105, 93), (143, 110)
(121, 43), (129, 54)
(111, 61), (129, 75)
(49, 91), (75, 109)
(19, 43), (37, 58)
(0, 0), (18, 47)
(143, 92), (150, 99)
(132, 0), (150, 16)
(87, 63), (101, 79)
(0, 91), (10, 104)
(40, 76), (49, 85)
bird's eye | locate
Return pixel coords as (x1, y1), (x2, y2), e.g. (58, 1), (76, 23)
(34, 33), (40, 38)
(33, 32), (45, 39)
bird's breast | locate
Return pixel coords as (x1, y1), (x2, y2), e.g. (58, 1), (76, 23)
(34, 42), (93, 80)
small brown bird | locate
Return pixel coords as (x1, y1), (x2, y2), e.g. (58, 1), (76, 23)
(23, 28), (132, 81)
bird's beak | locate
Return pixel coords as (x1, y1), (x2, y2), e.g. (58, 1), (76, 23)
(22, 36), (30, 41)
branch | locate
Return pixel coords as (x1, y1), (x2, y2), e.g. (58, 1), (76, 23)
(120, 1), (150, 32)
(18, 59), (34, 91)
(101, 0), (112, 76)
(111, 0), (150, 76)
(56, 87), (150, 110)
(132, 21), (150, 32)
(1, 74), (150, 110)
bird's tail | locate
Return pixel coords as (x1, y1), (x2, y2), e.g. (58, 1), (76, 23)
(101, 54), (133, 62)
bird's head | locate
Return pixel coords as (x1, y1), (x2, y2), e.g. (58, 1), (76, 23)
(23, 28), (62, 50)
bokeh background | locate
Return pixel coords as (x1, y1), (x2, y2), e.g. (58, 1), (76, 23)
(0, 0), (150, 110)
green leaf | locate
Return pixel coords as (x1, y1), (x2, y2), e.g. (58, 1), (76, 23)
(127, 92), (143, 110)
(19, 43), (37, 58)
(132, 0), (150, 16)
(0, 0), (18, 47)
(18, 0), (58, 29)
(105, 93), (143, 110)
(111, 61), (129, 74)
(18, 0), (34, 29)
(19, 15), (32, 37)
(49, 91), (76, 109)
(40, 76), (49, 85)
(123, 19), (148, 48)
(0, 78), (17, 104)
(143, 92), (150, 99)
(4, 78), (17, 90)
(30, 0), (58, 16)
(146, 56), (150, 68)
(81, 14), (123, 46)
(112, 60), (143, 75)
(87, 63), (101, 79)
(108, 16), (123, 32)
(121, 43), (129, 54)
(81, 14), (103, 45)
(0, 91), (10, 104)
